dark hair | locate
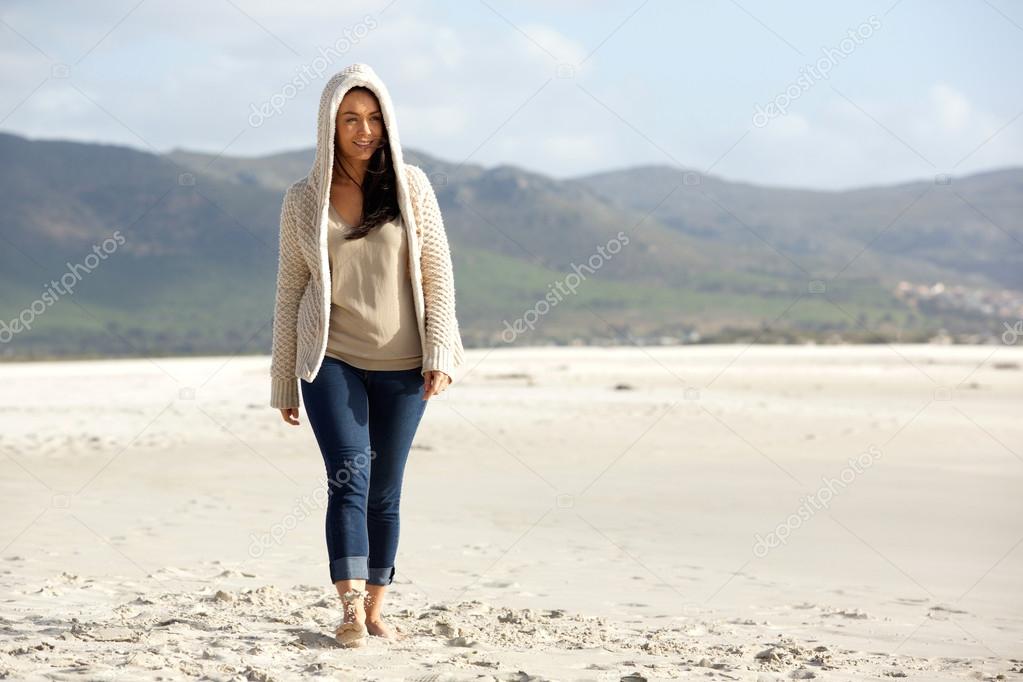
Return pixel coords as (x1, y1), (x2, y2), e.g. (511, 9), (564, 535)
(331, 87), (401, 240)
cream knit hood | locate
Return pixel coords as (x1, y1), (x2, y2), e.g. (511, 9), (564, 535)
(307, 63), (419, 243)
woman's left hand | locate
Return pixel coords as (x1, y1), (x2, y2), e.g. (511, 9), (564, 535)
(423, 370), (451, 400)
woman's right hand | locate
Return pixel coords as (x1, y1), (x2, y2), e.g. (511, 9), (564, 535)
(279, 407), (301, 425)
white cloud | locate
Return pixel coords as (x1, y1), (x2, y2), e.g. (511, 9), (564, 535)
(491, 131), (604, 170)
(518, 23), (589, 66)
(711, 82), (1022, 189)
(770, 112), (812, 138)
(930, 83), (973, 134)
(0, 2), (1018, 190)
(399, 104), (470, 138)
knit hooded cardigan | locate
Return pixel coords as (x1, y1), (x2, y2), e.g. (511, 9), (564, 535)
(270, 63), (465, 409)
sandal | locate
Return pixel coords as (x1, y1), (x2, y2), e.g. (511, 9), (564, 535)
(335, 587), (368, 648)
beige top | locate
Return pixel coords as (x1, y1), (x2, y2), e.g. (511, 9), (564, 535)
(323, 203), (423, 370)
(270, 161), (465, 409)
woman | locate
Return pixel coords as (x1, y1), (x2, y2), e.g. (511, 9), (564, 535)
(268, 63), (466, 647)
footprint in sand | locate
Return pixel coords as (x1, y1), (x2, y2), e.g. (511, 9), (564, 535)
(927, 604), (968, 619)
(823, 608), (869, 619)
(894, 597), (929, 605)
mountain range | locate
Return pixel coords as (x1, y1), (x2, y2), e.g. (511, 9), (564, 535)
(1, 130), (1020, 360)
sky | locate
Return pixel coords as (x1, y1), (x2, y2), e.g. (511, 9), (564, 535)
(1, 0), (1021, 190)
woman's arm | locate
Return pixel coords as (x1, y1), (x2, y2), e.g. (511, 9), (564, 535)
(270, 186), (311, 409)
(408, 165), (466, 380)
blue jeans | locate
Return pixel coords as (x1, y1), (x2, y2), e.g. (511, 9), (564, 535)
(300, 356), (428, 585)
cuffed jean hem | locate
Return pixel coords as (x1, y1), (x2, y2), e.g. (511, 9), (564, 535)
(330, 556), (368, 583)
(367, 566), (395, 586)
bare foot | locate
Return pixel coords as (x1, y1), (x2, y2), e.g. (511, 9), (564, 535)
(365, 618), (403, 640)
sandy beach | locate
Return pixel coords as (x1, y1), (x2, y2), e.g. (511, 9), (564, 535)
(1, 345), (1020, 680)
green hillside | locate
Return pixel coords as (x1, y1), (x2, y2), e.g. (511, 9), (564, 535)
(0, 131), (1018, 361)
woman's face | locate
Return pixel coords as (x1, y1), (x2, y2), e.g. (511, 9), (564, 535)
(334, 89), (384, 163)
